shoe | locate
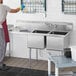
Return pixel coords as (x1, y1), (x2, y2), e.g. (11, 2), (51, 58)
(0, 64), (10, 71)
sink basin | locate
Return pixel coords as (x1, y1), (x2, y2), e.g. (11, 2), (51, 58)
(50, 31), (68, 35)
(46, 31), (69, 50)
(27, 30), (49, 49)
(32, 30), (50, 34)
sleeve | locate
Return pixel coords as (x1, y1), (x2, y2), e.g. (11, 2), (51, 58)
(4, 5), (11, 12)
(0, 24), (2, 28)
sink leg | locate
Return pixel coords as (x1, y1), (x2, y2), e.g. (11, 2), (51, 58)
(36, 49), (38, 61)
(9, 42), (11, 57)
(29, 48), (31, 68)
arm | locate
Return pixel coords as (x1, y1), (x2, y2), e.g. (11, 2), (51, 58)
(9, 8), (20, 13)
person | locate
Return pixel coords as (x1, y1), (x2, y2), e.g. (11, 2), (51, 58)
(0, 0), (20, 70)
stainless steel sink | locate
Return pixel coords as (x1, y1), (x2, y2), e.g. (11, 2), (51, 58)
(26, 21), (73, 50)
(50, 31), (68, 35)
(32, 30), (50, 34)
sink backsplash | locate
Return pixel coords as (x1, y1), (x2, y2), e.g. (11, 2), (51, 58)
(15, 20), (73, 32)
(15, 20), (52, 31)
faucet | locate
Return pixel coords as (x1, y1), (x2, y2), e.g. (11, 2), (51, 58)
(54, 24), (57, 30)
(45, 22), (58, 31)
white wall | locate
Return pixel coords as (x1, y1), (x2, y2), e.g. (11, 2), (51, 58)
(4, 0), (76, 47)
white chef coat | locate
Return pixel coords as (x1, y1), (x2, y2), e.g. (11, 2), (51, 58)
(0, 4), (11, 28)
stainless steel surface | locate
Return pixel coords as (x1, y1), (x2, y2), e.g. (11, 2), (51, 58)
(9, 42), (11, 57)
(29, 48), (31, 68)
(11, 21), (73, 33)
(47, 36), (64, 50)
(9, 26), (32, 33)
(27, 21), (73, 50)
(29, 48), (39, 68)
(19, 29), (31, 32)
(36, 49), (38, 61)
(13, 21), (73, 50)
(46, 32), (70, 50)
(45, 22), (73, 51)
(27, 34), (45, 49)
(48, 55), (76, 68)
(27, 29), (50, 49)
(27, 30), (50, 49)
(50, 22), (73, 32)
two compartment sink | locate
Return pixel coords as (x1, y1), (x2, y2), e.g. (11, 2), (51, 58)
(27, 29), (69, 49)
(32, 30), (68, 35)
